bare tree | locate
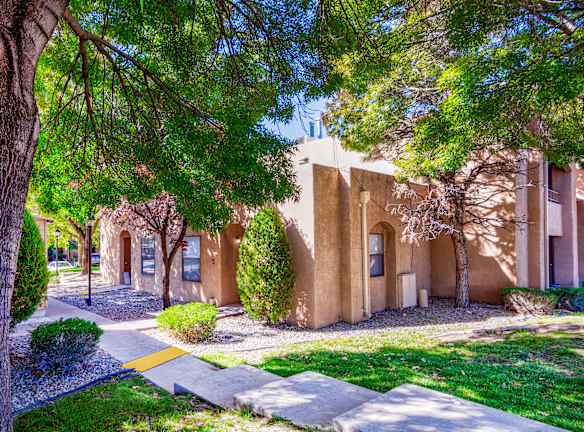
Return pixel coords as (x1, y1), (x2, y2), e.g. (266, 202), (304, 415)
(103, 192), (187, 309)
(392, 149), (531, 307)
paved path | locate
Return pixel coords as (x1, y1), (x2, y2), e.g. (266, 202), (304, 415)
(17, 299), (570, 432)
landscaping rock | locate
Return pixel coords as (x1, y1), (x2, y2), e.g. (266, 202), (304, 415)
(143, 297), (525, 355)
(10, 334), (125, 412)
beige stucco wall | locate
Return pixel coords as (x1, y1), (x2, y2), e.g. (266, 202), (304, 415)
(344, 168), (431, 323)
(101, 216), (243, 307)
(430, 159), (518, 304)
(276, 160), (317, 327)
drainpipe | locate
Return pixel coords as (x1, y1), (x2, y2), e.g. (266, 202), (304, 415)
(543, 161), (549, 289)
(360, 191), (371, 318)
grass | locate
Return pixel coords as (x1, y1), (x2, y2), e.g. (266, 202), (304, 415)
(49, 266), (100, 276)
(202, 316), (584, 432)
(14, 376), (296, 432)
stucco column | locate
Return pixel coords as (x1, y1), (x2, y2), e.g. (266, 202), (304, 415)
(554, 166), (579, 286)
(360, 191), (371, 318)
(515, 150), (529, 287)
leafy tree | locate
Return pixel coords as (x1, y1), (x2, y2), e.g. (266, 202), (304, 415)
(11, 210), (49, 327)
(0, 1), (321, 429)
(237, 207), (295, 324)
(29, 165), (102, 274)
(320, 0), (584, 307)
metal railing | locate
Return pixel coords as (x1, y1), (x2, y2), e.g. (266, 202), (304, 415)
(548, 188), (560, 203)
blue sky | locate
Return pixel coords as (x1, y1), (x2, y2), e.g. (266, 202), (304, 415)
(264, 98), (330, 140)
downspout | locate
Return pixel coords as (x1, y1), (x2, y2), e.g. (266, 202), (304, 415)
(543, 160), (549, 289)
(360, 191), (371, 318)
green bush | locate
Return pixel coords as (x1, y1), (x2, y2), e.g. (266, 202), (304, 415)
(11, 210), (49, 327)
(502, 287), (558, 315)
(549, 287), (584, 312)
(31, 318), (103, 371)
(236, 207), (296, 324)
(156, 303), (217, 342)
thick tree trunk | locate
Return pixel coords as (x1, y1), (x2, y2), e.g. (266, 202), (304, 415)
(0, 2), (69, 430)
(450, 218), (470, 308)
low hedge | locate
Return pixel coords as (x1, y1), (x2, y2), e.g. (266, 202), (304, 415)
(31, 318), (103, 371)
(156, 302), (217, 343)
(549, 287), (584, 312)
(501, 287), (558, 315)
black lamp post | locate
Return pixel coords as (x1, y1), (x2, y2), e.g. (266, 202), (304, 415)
(86, 216), (95, 306)
(54, 228), (60, 277)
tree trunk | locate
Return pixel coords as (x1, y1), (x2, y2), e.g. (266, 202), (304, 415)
(159, 220), (187, 309)
(77, 233), (89, 274)
(450, 218), (470, 308)
(0, 2), (69, 430)
(160, 231), (172, 309)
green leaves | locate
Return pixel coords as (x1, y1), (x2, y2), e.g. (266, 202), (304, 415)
(236, 207), (295, 324)
(11, 210), (49, 327)
(321, 0), (584, 179)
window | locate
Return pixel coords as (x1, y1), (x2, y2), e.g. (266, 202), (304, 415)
(183, 236), (201, 282)
(369, 233), (384, 277)
(141, 237), (155, 275)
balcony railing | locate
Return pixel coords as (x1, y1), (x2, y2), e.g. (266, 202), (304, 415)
(548, 188), (560, 203)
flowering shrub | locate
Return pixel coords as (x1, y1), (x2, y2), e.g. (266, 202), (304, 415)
(156, 303), (217, 342)
(30, 318), (103, 371)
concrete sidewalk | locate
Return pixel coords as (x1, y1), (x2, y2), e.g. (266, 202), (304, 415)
(16, 298), (217, 393)
(13, 299), (570, 432)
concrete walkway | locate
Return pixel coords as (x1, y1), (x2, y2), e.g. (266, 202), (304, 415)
(18, 299), (570, 432)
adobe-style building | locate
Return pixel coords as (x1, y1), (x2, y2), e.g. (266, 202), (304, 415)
(100, 137), (584, 329)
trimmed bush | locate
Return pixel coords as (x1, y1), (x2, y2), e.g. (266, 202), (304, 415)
(11, 210), (49, 327)
(156, 302), (217, 342)
(31, 318), (103, 371)
(502, 287), (558, 315)
(236, 207), (295, 324)
(549, 287), (584, 312)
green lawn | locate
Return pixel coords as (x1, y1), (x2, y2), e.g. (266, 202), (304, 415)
(14, 376), (295, 432)
(49, 266), (100, 276)
(203, 318), (584, 432)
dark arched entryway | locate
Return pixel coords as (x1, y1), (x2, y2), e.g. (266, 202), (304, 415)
(369, 222), (397, 312)
(221, 223), (245, 304)
(119, 230), (131, 285)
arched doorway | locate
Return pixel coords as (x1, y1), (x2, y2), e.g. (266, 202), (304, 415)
(369, 222), (397, 312)
(221, 224), (245, 304)
(120, 230), (131, 285)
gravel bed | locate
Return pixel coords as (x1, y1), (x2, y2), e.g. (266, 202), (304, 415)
(143, 297), (531, 355)
(55, 288), (185, 321)
(10, 335), (126, 412)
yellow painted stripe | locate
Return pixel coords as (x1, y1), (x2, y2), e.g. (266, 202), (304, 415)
(123, 347), (191, 372)
(79, 290), (88, 294)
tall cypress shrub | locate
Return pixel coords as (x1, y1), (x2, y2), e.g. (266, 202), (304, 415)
(236, 207), (295, 324)
(11, 210), (49, 327)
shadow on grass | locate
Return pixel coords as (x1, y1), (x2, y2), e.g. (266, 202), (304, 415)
(14, 376), (287, 432)
(250, 332), (584, 432)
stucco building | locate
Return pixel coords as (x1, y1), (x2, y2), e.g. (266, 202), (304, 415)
(101, 137), (584, 328)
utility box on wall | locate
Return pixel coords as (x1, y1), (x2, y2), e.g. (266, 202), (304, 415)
(397, 273), (417, 309)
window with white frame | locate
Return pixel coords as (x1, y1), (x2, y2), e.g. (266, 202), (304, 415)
(369, 233), (384, 277)
(141, 237), (155, 275)
(182, 236), (201, 281)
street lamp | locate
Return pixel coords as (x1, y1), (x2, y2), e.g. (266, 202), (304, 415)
(86, 216), (95, 306)
(54, 229), (60, 277)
